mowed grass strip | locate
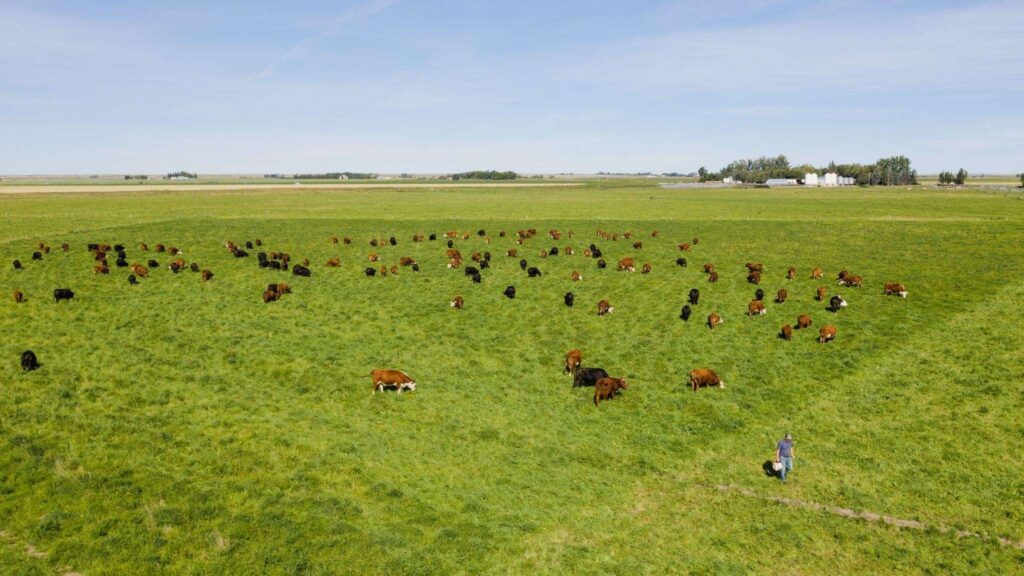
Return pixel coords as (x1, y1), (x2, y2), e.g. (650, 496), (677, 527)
(0, 185), (1022, 574)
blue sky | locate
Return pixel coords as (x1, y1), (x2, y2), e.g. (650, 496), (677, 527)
(1, 0), (1021, 174)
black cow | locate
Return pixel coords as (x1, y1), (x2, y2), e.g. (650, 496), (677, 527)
(478, 229), (486, 237)
(268, 260), (282, 270)
(680, 305), (692, 321)
(479, 260), (490, 270)
(389, 237), (397, 246)
(447, 240), (454, 249)
(370, 239), (378, 247)
(503, 286), (516, 299)
(114, 244), (125, 252)
(21, 350), (40, 372)
(755, 288), (765, 301)
(688, 288), (700, 306)
(411, 263), (420, 272)
(233, 249), (249, 258)
(115, 257), (128, 268)
(148, 259), (159, 269)
(429, 233), (437, 241)
(519, 259), (528, 270)
(470, 273), (482, 283)
(676, 257), (688, 267)
(245, 241), (253, 249)
(483, 251), (491, 261)
(564, 292), (575, 307)
(464, 266), (480, 277)
(190, 263), (200, 272)
(53, 288), (75, 302)
(12, 260), (22, 270)
(549, 247), (559, 256)
(573, 367), (609, 388)
(365, 267), (377, 277)
(32, 251), (43, 260)
(128, 274), (138, 285)
(829, 295), (848, 312)
(527, 267), (542, 277)
(591, 248), (603, 258)
(292, 265), (311, 277)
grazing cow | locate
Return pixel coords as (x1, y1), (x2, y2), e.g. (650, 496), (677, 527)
(371, 369), (417, 393)
(538, 250), (547, 259)
(21, 350), (40, 372)
(169, 247), (183, 256)
(689, 368), (724, 392)
(838, 270), (849, 281)
(331, 236), (339, 244)
(549, 247), (559, 256)
(689, 288), (700, 305)
(504, 286), (516, 299)
(379, 266), (388, 277)
(131, 264), (148, 277)
(389, 236), (397, 246)
(478, 229), (486, 237)
(679, 243), (691, 252)
(527, 267), (542, 278)
(571, 271), (582, 282)
(839, 275), (862, 287)
(829, 295), (848, 312)
(292, 265), (311, 277)
(519, 259), (528, 270)
(115, 257), (129, 268)
(815, 286), (827, 301)
(471, 272), (481, 283)
(748, 300), (767, 316)
(703, 263), (714, 273)
(776, 289), (788, 303)
(275, 282), (291, 294)
(32, 251), (43, 261)
(591, 247), (603, 258)
(370, 239), (379, 247)
(564, 292), (575, 307)
(412, 263), (420, 272)
(448, 258), (462, 269)
(262, 289), (279, 303)
(633, 241), (643, 250)
(484, 252), (492, 261)
(707, 312), (723, 329)
(819, 325), (837, 343)
(796, 314), (812, 329)
(61, 243), (70, 252)
(450, 295), (464, 309)
(399, 256), (416, 266)
(745, 262), (763, 273)
(326, 257), (341, 267)
(464, 266), (480, 277)
(884, 283), (908, 298)
(676, 257), (688, 267)
(564, 247), (573, 256)
(93, 262), (110, 275)
(693, 237), (699, 245)
(642, 263), (652, 274)
(573, 367), (609, 388)
(128, 274), (138, 285)
(156, 243), (166, 253)
(479, 260), (490, 270)
(781, 324), (793, 341)
(754, 288), (765, 301)
(148, 259), (159, 269)
(617, 257), (636, 272)
(597, 299), (614, 316)
(201, 270), (214, 282)
(53, 288), (74, 303)
(368, 253), (380, 262)
(12, 290), (25, 303)
(471, 252), (483, 263)
(747, 271), (761, 285)
(811, 267), (823, 279)
(245, 241), (253, 250)
(651, 230), (659, 237)
(12, 260), (23, 270)
(584, 249), (592, 258)
(447, 240), (454, 249)
(680, 304), (692, 321)
(787, 267), (796, 280)
(565, 349), (582, 374)
(597, 259), (607, 269)
(507, 249), (517, 258)
(429, 233), (437, 241)
(342, 238), (351, 245)
(594, 377), (627, 406)
(390, 265), (399, 275)
(708, 271), (719, 283)
(189, 263), (200, 272)
(445, 249), (462, 260)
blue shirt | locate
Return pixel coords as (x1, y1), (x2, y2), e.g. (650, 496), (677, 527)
(777, 439), (793, 458)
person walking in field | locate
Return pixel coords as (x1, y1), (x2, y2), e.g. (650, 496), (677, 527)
(775, 433), (795, 483)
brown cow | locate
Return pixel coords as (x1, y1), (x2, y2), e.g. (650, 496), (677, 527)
(787, 267), (796, 280)
(380, 266), (388, 277)
(368, 253), (379, 262)
(450, 295), (464, 309)
(331, 236), (339, 244)
(326, 257), (341, 267)
(641, 263), (652, 274)
(61, 243), (70, 252)
(708, 270), (719, 283)
(632, 241), (643, 250)
(689, 368), (724, 392)
(617, 257), (636, 272)
(597, 299), (614, 316)
(819, 325), (837, 343)
(169, 247), (182, 256)
(815, 286), (827, 301)
(93, 262), (110, 275)
(570, 271), (582, 282)
(707, 312), (723, 329)
(12, 290), (25, 303)
(776, 289), (788, 303)
(651, 230), (659, 237)
(262, 289), (279, 303)
(506, 249), (517, 257)
(446, 249), (462, 260)
(837, 270), (849, 281)
(796, 314), (812, 329)
(399, 256), (416, 266)
(884, 282), (908, 298)
(343, 237), (352, 245)
(390, 265), (398, 275)
(594, 377), (627, 406)
(200, 269), (214, 282)
(565, 349), (582, 374)
(370, 369), (417, 393)
(745, 262), (763, 273)
(539, 249), (548, 258)
(471, 252), (483, 263)
(564, 246), (574, 256)
(703, 263), (714, 273)
(747, 271), (761, 285)
(679, 243), (691, 251)
(748, 300), (766, 316)
(839, 275), (862, 287)
(155, 243), (166, 253)
(810, 267), (823, 279)
(131, 263), (148, 277)
(447, 258), (461, 269)
(781, 324), (793, 341)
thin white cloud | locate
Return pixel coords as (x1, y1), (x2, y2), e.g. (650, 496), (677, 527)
(252, 0), (398, 80)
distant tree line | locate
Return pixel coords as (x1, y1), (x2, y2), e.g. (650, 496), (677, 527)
(1020, 173), (1024, 188)
(937, 168), (968, 185)
(291, 172), (378, 180)
(451, 170), (518, 181)
(124, 175), (149, 180)
(698, 155), (918, 186)
(164, 171), (197, 180)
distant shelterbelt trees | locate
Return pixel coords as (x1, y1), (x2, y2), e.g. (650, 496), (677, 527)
(291, 172), (378, 180)
(451, 170), (518, 181)
(124, 175), (148, 180)
(699, 155), (918, 186)
(164, 171), (197, 180)
(938, 169), (968, 185)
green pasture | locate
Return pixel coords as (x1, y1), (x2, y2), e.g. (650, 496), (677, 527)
(0, 183), (1022, 574)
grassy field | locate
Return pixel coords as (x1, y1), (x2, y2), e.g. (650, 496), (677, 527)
(1, 182), (1022, 575)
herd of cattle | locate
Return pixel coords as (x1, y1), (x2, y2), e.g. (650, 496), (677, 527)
(9, 228), (908, 405)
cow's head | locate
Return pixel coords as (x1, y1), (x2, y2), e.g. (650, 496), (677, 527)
(401, 381), (417, 392)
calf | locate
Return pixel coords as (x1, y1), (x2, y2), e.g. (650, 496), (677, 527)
(776, 289), (788, 303)
(707, 312), (723, 329)
(884, 282), (908, 298)
(564, 292), (575, 307)
(754, 288), (765, 301)
(504, 286), (516, 299)
(680, 304), (692, 321)
(370, 369), (417, 393)
(262, 289), (279, 303)
(811, 267), (823, 279)
(564, 349), (582, 374)
(527, 267), (542, 278)
(787, 267), (796, 280)
(676, 257), (688, 267)
(128, 274), (138, 285)
(679, 243), (691, 251)
(506, 249), (517, 257)
(573, 367), (609, 388)
(94, 262), (110, 275)
(815, 286), (827, 301)
(641, 263), (652, 274)
(632, 241), (643, 250)
(450, 295), (464, 309)
(796, 314), (812, 329)
(781, 324), (793, 341)
(708, 270), (719, 283)
(53, 288), (74, 302)
(292, 265), (311, 277)
(365, 267), (377, 277)
(571, 271), (582, 282)
(819, 325), (837, 343)
(12, 260), (23, 270)
(747, 271), (761, 285)
(689, 368), (724, 392)
(21, 350), (40, 372)
(519, 259), (528, 270)
(368, 253), (380, 262)
(326, 257), (341, 267)
(597, 299), (614, 316)
(748, 300), (766, 316)
(12, 290), (25, 303)
(594, 377), (627, 406)
(597, 259), (607, 269)
(201, 270), (214, 282)
(703, 263), (714, 274)
(829, 295), (847, 312)
(688, 288), (700, 305)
